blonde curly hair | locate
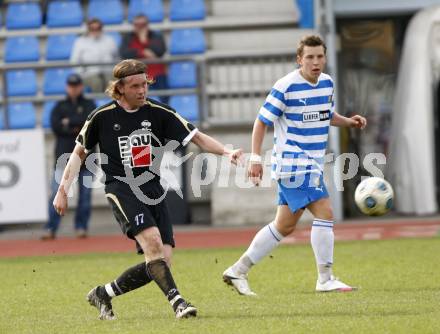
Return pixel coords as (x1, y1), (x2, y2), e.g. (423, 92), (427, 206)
(105, 59), (154, 99)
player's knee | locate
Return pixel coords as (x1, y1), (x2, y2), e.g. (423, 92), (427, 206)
(163, 246), (173, 267)
(317, 207), (334, 221)
(275, 219), (297, 236)
(137, 231), (164, 259)
(164, 255), (172, 267)
(147, 234), (163, 253)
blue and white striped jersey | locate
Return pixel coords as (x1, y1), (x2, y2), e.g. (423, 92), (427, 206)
(258, 69), (335, 182)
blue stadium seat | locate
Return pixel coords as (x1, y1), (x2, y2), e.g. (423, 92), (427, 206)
(169, 95), (199, 122)
(296, 0), (314, 28)
(8, 103), (36, 129)
(0, 109), (4, 130)
(168, 62), (197, 88)
(169, 29), (206, 55)
(42, 101), (56, 128)
(88, 0), (124, 25)
(149, 96), (162, 103)
(95, 98), (112, 107)
(5, 36), (40, 63)
(6, 70), (37, 96)
(47, 0), (83, 28)
(6, 2), (42, 30)
(46, 34), (77, 61)
(170, 0), (206, 21)
(107, 32), (122, 48)
(43, 68), (75, 95)
(128, 0), (164, 22)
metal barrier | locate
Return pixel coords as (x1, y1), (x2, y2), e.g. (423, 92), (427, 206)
(0, 49), (295, 129)
(204, 50), (295, 125)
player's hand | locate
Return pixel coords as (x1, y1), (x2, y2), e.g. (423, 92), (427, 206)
(350, 115), (367, 129)
(248, 162), (263, 186)
(227, 148), (244, 166)
(53, 188), (68, 216)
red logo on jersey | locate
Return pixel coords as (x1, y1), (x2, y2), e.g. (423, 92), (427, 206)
(131, 145), (151, 167)
(118, 133), (152, 168)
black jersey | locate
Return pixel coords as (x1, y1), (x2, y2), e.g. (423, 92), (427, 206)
(76, 98), (197, 184)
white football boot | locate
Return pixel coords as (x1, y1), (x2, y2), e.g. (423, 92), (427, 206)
(222, 267), (257, 296)
(316, 275), (357, 292)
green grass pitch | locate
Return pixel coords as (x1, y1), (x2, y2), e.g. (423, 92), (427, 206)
(1, 238), (440, 334)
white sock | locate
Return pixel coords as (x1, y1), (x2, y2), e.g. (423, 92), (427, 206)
(232, 222), (283, 275)
(311, 218), (334, 283)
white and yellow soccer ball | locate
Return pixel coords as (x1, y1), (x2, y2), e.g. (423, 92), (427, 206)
(354, 177), (394, 216)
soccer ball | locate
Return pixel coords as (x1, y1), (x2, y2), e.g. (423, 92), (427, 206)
(354, 177), (394, 216)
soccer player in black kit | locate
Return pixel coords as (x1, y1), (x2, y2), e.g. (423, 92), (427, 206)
(52, 59), (243, 319)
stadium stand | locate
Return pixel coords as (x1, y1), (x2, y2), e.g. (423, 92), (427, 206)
(169, 28), (206, 55)
(0, 0), (310, 226)
(46, 34), (77, 61)
(297, 0), (315, 28)
(43, 68), (75, 95)
(47, 0), (84, 28)
(169, 95), (199, 122)
(0, 0), (301, 127)
(128, 0), (165, 23)
(8, 102), (36, 129)
(42, 101), (56, 129)
(149, 96), (162, 103)
(95, 98), (112, 107)
(106, 31), (122, 48)
(168, 61), (198, 88)
(5, 2), (42, 30)
(87, 0), (124, 25)
(5, 36), (40, 62)
(169, 0), (206, 21)
(6, 70), (38, 96)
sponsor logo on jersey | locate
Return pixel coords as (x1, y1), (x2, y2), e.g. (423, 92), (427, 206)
(118, 132), (152, 168)
(141, 120), (151, 129)
(302, 110), (330, 123)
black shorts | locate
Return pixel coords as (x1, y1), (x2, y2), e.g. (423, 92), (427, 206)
(105, 180), (175, 249)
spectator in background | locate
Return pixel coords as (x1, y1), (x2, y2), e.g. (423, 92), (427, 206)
(71, 18), (118, 92)
(41, 74), (96, 240)
(120, 14), (168, 102)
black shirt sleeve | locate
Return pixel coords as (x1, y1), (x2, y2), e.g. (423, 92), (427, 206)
(76, 112), (100, 152)
(162, 109), (196, 145)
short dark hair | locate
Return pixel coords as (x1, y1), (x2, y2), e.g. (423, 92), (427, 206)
(87, 17), (103, 29)
(296, 35), (327, 57)
(133, 14), (149, 22)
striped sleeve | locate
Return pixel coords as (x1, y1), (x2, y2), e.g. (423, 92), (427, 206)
(258, 87), (286, 126)
(329, 80), (335, 119)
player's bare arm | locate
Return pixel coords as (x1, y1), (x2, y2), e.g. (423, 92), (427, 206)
(330, 112), (367, 129)
(190, 131), (243, 165)
(53, 143), (87, 216)
(248, 118), (267, 186)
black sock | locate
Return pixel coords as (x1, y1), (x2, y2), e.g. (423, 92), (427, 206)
(146, 259), (184, 311)
(100, 262), (152, 298)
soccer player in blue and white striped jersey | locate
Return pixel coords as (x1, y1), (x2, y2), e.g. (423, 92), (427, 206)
(223, 35), (367, 295)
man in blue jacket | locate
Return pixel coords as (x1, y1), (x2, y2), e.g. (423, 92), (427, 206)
(41, 74), (96, 240)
